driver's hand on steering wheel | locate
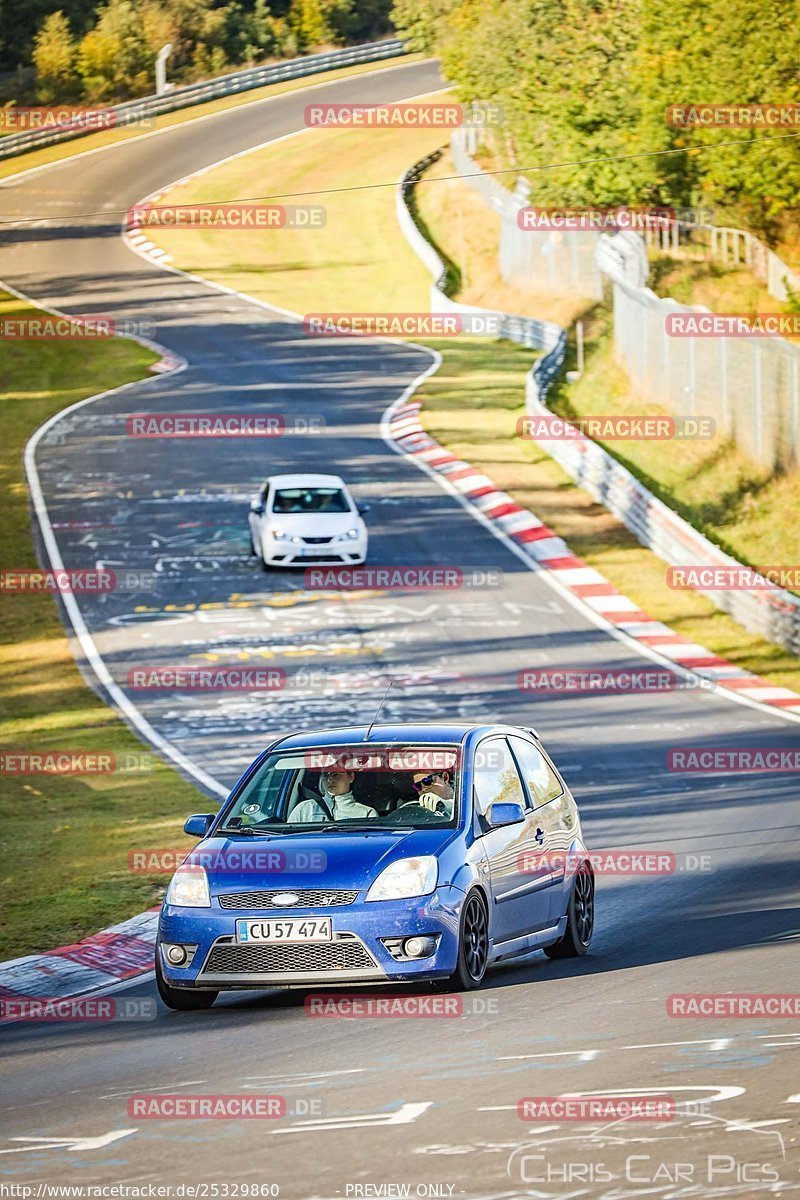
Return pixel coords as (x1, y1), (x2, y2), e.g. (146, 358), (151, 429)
(416, 792), (448, 815)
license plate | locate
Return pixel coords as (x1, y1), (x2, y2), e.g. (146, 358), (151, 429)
(235, 918), (332, 943)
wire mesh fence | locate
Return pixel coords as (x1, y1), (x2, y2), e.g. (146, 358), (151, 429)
(451, 127), (800, 471)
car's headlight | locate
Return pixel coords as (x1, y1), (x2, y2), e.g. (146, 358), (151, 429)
(335, 528), (361, 542)
(271, 529), (301, 543)
(166, 865), (211, 908)
(366, 856), (438, 902)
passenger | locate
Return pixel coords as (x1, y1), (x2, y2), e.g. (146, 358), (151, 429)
(288, 766), (377, 823)
(411, 769), (455, 817)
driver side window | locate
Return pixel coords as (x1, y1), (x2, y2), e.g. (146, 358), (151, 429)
(473, 738), (525, 823)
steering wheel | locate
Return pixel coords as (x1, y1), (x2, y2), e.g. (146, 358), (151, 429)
(398, 797), (448, 816)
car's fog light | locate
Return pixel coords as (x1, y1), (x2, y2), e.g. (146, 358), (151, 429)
(165, 943), (188, 965)
(403, 936), (437, 959)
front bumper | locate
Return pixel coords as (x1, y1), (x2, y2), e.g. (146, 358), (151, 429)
(263, 538), (367, 567)
(159, 887), (464, 991)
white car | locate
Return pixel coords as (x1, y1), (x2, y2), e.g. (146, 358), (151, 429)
(248, 473), (369, 569)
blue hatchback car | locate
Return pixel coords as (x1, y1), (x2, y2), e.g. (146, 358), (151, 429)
(156, 723), (594, 1010)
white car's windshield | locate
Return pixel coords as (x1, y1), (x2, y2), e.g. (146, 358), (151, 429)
(220, 745), (460, 832)
(271, 487), (351, 514)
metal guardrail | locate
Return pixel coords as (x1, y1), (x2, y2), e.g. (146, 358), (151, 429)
(397, 154), (565, 367)
(397, 143), (800, 656)
(0, 39), (406, 162)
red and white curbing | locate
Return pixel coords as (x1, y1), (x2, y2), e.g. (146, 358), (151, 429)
(0, 910), (157, 1018)
(388, 399), (800, 715)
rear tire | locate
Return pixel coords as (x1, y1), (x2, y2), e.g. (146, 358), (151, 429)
(447, 890), (489, 991)
(544, 862), (594, 959)
(155, 951), (218, 1011)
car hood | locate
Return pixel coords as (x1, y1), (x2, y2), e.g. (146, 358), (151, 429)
(266, 513), (360, 536)
(186, 828), (456, 896)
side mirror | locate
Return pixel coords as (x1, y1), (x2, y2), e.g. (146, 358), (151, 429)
(250, 497), (264, 514)
(487, 801), (525, 828)
(184, 813), (214, 838)
(358, 504), (370, 515)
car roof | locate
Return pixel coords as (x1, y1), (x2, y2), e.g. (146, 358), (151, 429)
(267, 473), (347, 489)
(271, 723), (521, 750)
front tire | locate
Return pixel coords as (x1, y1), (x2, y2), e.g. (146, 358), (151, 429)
(447, 890), (489, 991)
(155, 951), (218, 1011)
(544, 862), (594, 958)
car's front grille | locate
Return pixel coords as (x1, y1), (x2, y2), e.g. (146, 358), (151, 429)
(203, 939), (375, 975)
(302, 537), (333, 545)
(290, 554), (344, 563)
(218, 888), (359, 910)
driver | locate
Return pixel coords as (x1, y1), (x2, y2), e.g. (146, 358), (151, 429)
(288, 766), (378, 823)
(411, 769), (455, 817)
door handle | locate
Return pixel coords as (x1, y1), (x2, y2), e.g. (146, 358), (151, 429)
(534, 828), (545, 844)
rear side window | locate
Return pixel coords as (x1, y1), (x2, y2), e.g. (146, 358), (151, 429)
(473, 738), (525, 816)
(509, 736), (563, 807)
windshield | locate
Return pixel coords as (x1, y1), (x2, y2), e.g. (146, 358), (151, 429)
(271, 487), (351, 514)
(220, 745), (460, 833)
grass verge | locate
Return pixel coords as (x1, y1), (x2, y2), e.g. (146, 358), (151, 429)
(144, 116), (800, 692)
(0, 294), (202, 959)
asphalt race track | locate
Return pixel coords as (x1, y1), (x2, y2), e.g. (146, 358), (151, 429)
(1, 58), (799, 1198)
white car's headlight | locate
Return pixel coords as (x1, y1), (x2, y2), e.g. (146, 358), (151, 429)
(166, 865), (211, 908)
(335, 528), (361, 542)
(366, 856), (438, 902)
(271, 529), (301, 543)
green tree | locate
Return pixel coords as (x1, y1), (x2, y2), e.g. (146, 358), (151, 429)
(391, 0), (453, 52)
(80, 0), (155, 97)
(288, 0), (355, 49)
(33, 10), (79, 100)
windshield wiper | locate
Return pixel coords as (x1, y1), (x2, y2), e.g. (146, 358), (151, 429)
(218, 824), (269, 836)
(313, 822), (400, 832)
